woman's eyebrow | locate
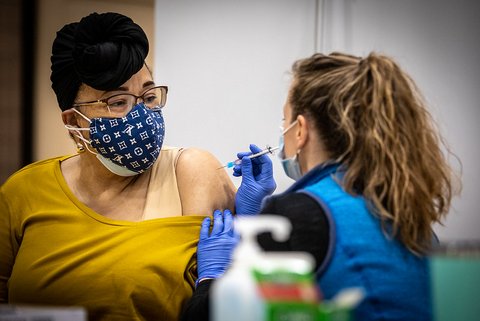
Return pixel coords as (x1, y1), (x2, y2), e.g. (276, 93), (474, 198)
(142, 81), (155, 88)
(104, 86), (129, 94)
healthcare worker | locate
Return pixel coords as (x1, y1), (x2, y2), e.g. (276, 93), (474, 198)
(181, 52), (456, 321)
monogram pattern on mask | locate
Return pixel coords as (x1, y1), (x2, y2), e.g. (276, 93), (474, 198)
(90, 105), (165, 173)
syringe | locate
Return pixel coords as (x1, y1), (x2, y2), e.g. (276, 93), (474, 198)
(218, 145), (279, 169)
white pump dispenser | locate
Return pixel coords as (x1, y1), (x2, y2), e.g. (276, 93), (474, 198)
(211, 215), (292, 321)
(232, 215), (291, 263)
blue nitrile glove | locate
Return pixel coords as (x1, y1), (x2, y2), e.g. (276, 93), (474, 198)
(234, 144), (276, 215)
(196, 209), (238, 287)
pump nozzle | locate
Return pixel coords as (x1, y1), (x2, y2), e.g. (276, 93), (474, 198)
(233, 215), (292, 262)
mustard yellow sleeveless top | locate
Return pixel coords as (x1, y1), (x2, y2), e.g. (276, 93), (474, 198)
(0, 146), (205, 320)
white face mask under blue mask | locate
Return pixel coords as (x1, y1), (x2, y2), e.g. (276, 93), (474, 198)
(278, 120), (302, 181)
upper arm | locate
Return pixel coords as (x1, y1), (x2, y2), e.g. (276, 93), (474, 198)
(176, 148), (236, 216)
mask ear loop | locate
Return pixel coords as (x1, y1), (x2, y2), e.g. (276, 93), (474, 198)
(64, 126), (98, 156)
(72, 108), (93, 123)
(64, 108), (97, 155)
(282, 119), (298, 135)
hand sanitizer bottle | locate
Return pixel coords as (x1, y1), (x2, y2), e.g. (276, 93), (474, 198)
(210, 215), (292, 321)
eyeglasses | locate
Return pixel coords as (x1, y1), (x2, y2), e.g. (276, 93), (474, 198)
(73, 85), (168, 117)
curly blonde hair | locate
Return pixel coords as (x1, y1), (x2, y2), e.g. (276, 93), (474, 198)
(290, 52), (457, 254)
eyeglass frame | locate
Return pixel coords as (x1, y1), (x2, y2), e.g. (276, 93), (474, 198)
(72, 85), (169, 112)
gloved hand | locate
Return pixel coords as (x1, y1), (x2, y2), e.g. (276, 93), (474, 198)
(234, 144), (276, 215)
(196, 209), (238, 287)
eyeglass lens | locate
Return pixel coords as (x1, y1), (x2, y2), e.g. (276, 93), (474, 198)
(106, 86), (167, 113)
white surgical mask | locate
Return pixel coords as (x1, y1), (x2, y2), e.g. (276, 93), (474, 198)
(278, 120), (302, 181)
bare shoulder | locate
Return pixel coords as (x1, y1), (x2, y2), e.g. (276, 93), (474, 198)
(176, 148), (236, 216)
(176, 148), (219, 169)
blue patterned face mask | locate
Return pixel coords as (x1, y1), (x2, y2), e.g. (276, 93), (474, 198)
(66, 103), (165, 176)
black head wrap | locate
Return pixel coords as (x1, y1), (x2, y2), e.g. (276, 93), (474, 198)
(50, 12), (149, 110)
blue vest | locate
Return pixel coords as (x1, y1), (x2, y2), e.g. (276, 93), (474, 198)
(277, 164), (432, 321)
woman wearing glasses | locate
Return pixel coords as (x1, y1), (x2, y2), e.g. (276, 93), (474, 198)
(0, 12), (235, 321)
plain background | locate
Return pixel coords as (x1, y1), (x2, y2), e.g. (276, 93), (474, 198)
(154, 0), (479, 242)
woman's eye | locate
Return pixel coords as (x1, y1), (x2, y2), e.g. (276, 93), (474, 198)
(144, 94), (157, 104)
(108, 99), (128, 108)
